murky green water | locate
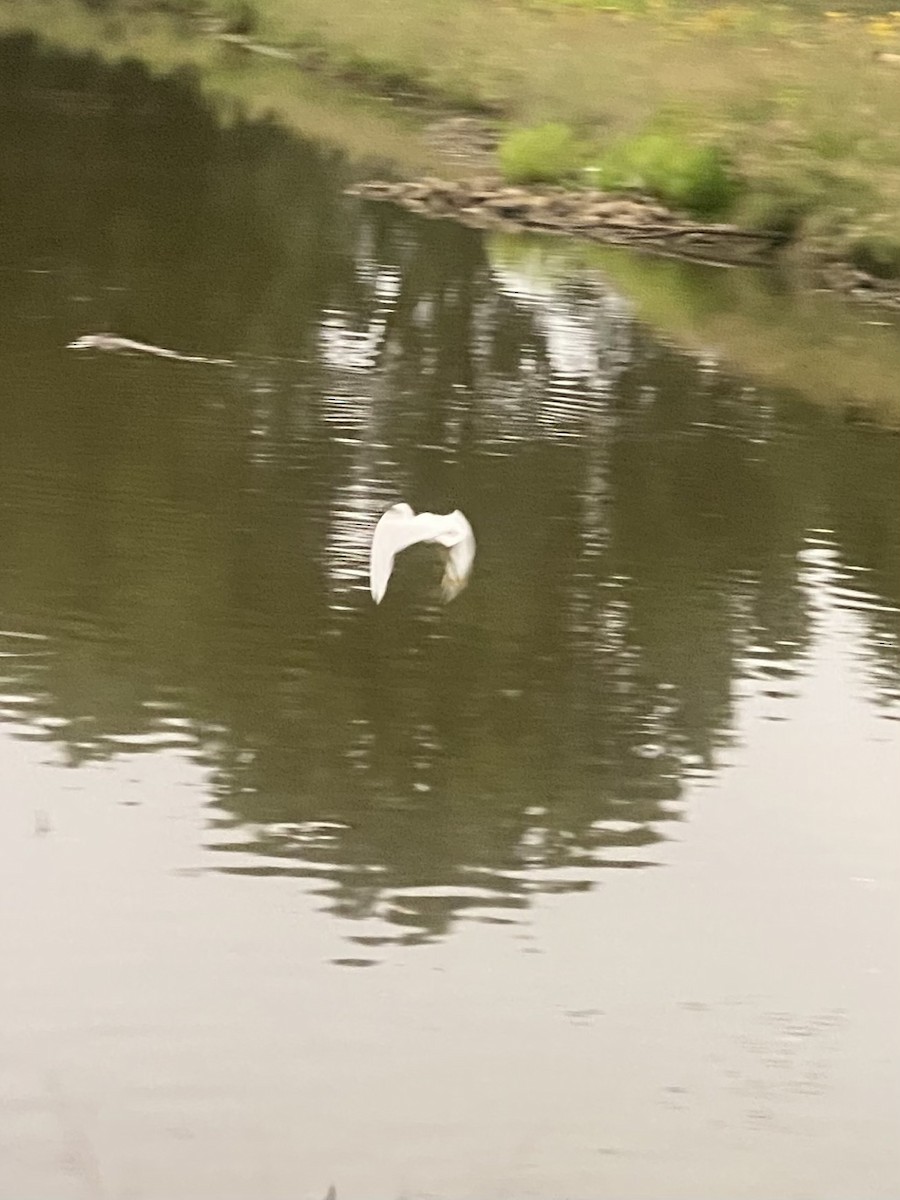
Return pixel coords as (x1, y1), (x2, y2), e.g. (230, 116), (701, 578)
(1, 32), (898, 1200)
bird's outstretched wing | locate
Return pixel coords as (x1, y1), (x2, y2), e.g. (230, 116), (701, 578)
(369, 503), (475, 603)
(370, 503), (416, 603)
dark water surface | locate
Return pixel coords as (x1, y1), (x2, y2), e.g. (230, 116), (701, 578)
(1, 33), (898, 1200)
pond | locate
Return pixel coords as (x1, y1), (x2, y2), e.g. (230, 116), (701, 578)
(0, 30), (898, 1200)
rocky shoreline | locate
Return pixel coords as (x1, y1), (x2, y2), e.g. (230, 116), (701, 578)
(346, 176), (789, 268)
(348, 174), (900, 309)
(812, 258), (900, 308)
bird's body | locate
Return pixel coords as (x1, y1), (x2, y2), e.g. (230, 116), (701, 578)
(370, 503), (475, 604)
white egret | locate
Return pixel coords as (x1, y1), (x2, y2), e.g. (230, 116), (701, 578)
(370, 503), (476, 604)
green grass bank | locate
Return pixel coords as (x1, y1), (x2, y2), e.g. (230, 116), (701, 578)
(8, 0), (900, 279)
(192, 0), (900, 274)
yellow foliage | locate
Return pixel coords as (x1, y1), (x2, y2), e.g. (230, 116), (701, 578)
(868, 17), (895, 38)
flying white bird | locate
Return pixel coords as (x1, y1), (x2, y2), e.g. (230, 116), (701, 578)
(370, 503), (476, 604)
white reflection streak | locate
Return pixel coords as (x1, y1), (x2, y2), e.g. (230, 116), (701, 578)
(319, 258), (404, 608)
(319, 267), (400, 373)
(323, 461), (393, 608)
(487, 262), (632, 650)
(490, 263), (632, 390)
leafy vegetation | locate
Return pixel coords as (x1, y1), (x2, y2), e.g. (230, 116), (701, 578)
(848, 229), (900, 278)
(593, 133), (736, 216)
(497, 123), (736, 216)
(499, 123), (588, 184)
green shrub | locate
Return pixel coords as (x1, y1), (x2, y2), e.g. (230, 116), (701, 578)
(735, 168), (878, 236)
(734, 178), (820, 235)
(593, 133), (736, 216)
(736, 192), (809, 235)
(806, 127), (858, 162)
(499, 123), (588, 185)
(849, 231), (900, 279)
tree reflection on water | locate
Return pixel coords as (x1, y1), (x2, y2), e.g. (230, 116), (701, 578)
(0, 34), (897, 942)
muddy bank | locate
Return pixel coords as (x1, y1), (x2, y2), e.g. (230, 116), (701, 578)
(347, 175), (789, 268)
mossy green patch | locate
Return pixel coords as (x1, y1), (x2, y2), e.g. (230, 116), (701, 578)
(499, 123), (589, 184)
(593, 133), (736, 216)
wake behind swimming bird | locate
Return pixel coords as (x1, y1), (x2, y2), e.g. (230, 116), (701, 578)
(370, 503), (476, 604)
(67, 333), (233, 366)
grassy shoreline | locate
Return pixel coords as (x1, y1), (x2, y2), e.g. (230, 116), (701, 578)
(138, 0), (900, 279)
(7, 0), (900, 286)
(6, 0), (900, 422)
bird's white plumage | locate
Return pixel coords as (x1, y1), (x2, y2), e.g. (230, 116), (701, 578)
(370, 503), (476, 604)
